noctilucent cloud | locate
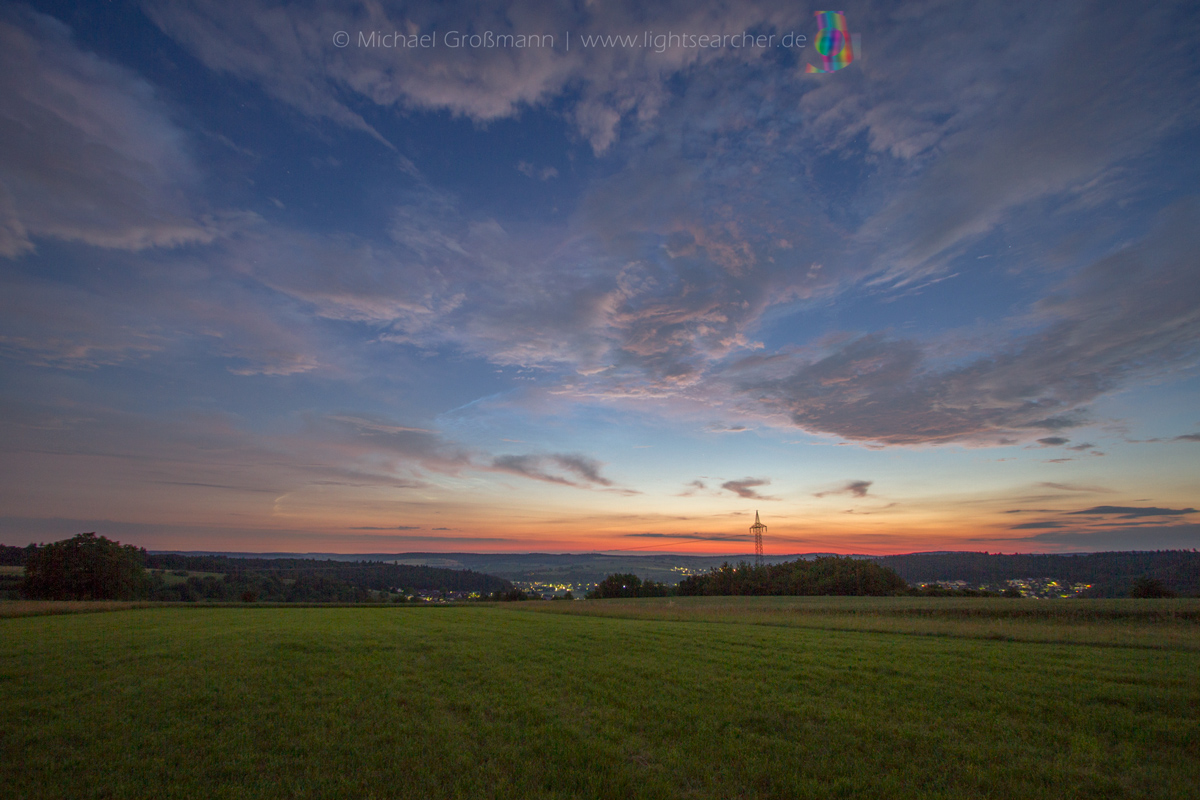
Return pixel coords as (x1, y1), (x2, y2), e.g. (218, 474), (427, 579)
(1, 1), (1198, 554)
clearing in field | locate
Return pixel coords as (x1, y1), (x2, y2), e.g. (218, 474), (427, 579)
(2, 598), (1197, 799)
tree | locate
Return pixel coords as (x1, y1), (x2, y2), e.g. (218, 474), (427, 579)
(22, 532), (147, 600)
(587, 573), (643, 599)
(1129, 577), (1176, 598)
(675, 557), (908, 597)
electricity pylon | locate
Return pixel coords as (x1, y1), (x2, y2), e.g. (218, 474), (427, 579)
(751, 510), (767, 567)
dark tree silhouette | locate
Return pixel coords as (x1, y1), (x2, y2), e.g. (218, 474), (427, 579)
(675, 557), (908, 597)
(22, 533), (147, 600)
(588, 573), (646, 599)
(1129, 577), (1176, 598)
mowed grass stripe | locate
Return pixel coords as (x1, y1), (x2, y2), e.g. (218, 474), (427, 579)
(2, 606), (1197, 799)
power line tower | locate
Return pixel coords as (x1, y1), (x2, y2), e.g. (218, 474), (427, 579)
(750, 510), (767, 567)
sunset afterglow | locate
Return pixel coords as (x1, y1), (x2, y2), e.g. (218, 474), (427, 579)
(1, 1), (1197, 554)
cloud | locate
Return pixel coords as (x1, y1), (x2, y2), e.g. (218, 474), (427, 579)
(0, 276), (167, 369)
(149, 480), (274, 493)
(328, 417), (434, 435)
(349, 526), (422, 530)
(490, 453), (613, 489)
(0, 10), (223, 256)
(740, 203), (1200, 445)
(322, 413), (472, 476)
(140, 0), (393, 145)
(1067, 506), (1197, 519)
(815, 480), (873, 499)
(706, 423), (750, 434)
(721, 477), (776, 500)
(1174, 433), (1200, 442)
(0, 516), (519, 550)
(1037, 437), (1069, 446)
(147, 4), (1194, 442)
(1017, 524), (1200, 551)
(849, 2), (1198, 282)
(11, 3), (1188, 446)
(142, 0), (800, 152)
(552, 453), (614, 486)
(1038, 482), (1109, 494)
(517, 161), (558, 181)
(624, 532), (750, 542)
(1009, 521), (1067, 530)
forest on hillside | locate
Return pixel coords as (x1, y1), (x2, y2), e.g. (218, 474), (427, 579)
(674, 557), (909, 597)
(1, 537), (511, 602)
(4, 543), (1198, 599)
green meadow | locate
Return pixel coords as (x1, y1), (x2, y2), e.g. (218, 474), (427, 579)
(522, 595), (1200, 650)
(3, 600), (1198, 799)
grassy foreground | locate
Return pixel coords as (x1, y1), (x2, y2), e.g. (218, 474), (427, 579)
(520, 595), (1200, 651)
(2, 603), (1198, 799)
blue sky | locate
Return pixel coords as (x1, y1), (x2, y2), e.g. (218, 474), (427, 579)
(1, 0), (1198, 553)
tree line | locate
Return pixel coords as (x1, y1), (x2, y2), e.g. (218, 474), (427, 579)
(585, 555), (1198, 599)
(6, 536), (1198, 601)
(676, 557), (910, 596)
(11, 533), (511, 601)
(586, 558), (909, 598)
(142, 553), (511, 595)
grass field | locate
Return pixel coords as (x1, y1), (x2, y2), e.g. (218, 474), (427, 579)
(520, 595), (1200, 651)
(2, 600), (1197, 799)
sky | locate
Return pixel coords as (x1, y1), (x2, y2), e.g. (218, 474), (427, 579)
(1, 0), (1198, 555)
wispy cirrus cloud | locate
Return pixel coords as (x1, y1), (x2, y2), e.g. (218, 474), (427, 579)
(0, 9), (227, 257)
(738, 204), (1200, 445)
(1037, 482), (1110, 494)
(142, 0), (798, 152)
(624, 532), (750, 542)
(110, 0), (1197, 459)
(490, 453), (614, 489)
(349, 525), (421, 530)
(815, 480), (873, 498)
(1017, 524), (1200, 550)
(847, 3), (1198, 283)
(1067, 506), (1197, 519)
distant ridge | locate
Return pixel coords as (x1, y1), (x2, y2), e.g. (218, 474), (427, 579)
(138, 549), (1200, 596)
(4, 546), (1197, 596)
